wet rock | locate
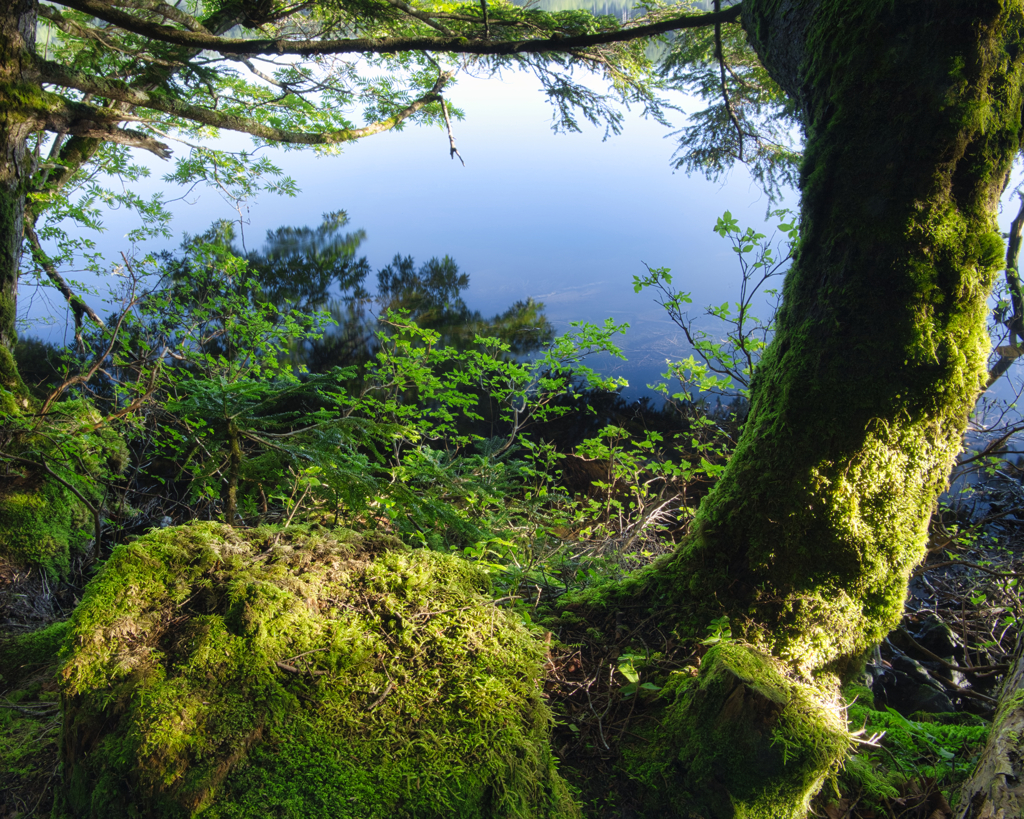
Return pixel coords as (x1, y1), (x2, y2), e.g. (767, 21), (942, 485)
(872, 658), (957, 716)
(912, 614), (964, 661)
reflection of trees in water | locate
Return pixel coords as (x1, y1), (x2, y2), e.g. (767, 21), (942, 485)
(520, 0), (712, 21)
(238, 213), (555, 371)
(244, 211), (372, 310)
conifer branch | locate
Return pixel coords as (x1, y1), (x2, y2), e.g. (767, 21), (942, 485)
(713, 0), (744, 161)
(33, 57), (447, 146)
(53, 0), (742, 57)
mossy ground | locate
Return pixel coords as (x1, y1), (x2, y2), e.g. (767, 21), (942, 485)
(56, 522), (577, 819)
(0, 622), (69, 818)
(831, 686), (989, 815)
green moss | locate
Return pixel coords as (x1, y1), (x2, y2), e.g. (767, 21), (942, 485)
(0, 620), (70, 686)
(0, 400), (129, 577)
(59, 522), (577, 819)
(0, 622), (65, 819)
(0, 343), (29, 413)
(618, 0), (1024, 675)
(0, 478), (93, 576)
(836, 687), (988, 810)
(624, 644), (849, 819)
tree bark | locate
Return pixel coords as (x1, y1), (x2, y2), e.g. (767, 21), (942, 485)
(632, 0), (1024, 676)
(0, 0), (36, 353)
(605, 6), (1024, 816)
(956, 635), (1024, 818)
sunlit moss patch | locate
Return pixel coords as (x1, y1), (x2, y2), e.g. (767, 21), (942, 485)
(59, 522), (576, 818)
(624, 643), (849, 819)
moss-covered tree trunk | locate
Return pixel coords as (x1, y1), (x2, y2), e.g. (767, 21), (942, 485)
(640, 0), (1024, 676)
(0, 1), (34, 357)
(611, 6), (1024, 815)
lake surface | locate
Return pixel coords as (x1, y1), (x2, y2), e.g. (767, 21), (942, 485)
(20, 31), (1024, 406)
(24, 65), (796, 402)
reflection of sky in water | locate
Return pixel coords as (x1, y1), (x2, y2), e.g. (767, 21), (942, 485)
(25, 70), (792, 400)
(24, 69), (791, 400)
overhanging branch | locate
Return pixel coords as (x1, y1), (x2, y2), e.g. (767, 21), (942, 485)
(53, 0), (741, 57)
(713, 0), (744, 160)
(33, 58), (448, 145)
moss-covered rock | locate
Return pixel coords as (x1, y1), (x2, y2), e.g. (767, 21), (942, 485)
(58, 522), (577, 819)
(0, 400), (128, 577)
(0, 619), (70, 686)
(626, 643), (849, 819)
(0, 476), (95, 576)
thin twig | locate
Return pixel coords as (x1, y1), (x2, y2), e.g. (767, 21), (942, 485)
(713, 0), (743, 161)
(895, 627), (1008, 674)
(368, 682), (396, 711)
(441, 98), (465, 166)
(925, 559), (1024, 579)
(275, 660), (327, 676)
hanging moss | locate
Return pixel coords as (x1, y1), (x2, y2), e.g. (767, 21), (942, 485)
(58, 522), (577, 819)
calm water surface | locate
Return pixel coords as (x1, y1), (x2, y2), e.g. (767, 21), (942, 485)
(25, 66), (798, 401)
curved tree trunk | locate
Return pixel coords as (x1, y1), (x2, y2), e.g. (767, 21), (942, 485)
(0, 0), (35, 354)
(956, 635), (1024, 818)
(609, 5), (1024, 816)
(638, 0), (1024, 676)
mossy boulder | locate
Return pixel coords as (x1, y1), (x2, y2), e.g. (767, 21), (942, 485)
(0, 400), (128, 578)
(58, 522), (577, 819)
(0, 619), (70, 686)
(627, 643), (850, 818)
